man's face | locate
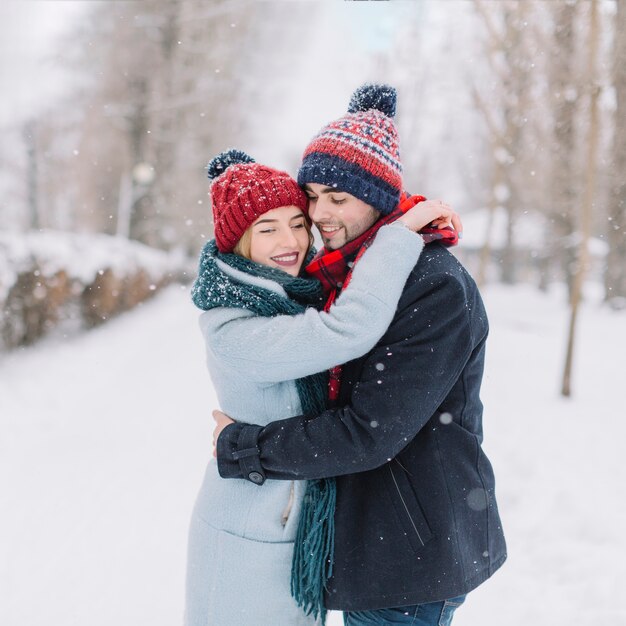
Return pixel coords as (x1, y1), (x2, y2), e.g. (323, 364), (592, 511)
(304, 183), (379, 250)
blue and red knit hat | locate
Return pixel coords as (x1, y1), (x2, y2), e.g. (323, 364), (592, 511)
(208, 149), (308, 253)
(297, 84), (402, 216)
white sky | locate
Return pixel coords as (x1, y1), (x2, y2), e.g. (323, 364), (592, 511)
(0, 1), (89, 126)
(0, 0), (418, 129)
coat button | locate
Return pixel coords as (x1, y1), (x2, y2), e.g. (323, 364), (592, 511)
(248, 471), (264, 484)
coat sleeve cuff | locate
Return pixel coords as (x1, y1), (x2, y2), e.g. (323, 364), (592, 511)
(216, 422), (266, 485)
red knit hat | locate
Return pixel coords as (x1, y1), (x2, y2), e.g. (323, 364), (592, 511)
(208, 149), (308, 253)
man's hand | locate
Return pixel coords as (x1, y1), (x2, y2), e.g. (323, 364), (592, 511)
(212, 409), (235, 458)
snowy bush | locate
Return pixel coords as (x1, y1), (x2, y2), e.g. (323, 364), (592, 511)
(0, 231), (190, 350)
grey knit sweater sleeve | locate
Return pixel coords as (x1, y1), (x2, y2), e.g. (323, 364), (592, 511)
(199, 222), (424, 383)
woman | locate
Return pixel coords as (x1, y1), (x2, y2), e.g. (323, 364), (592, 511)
(185, 149), (458, 626)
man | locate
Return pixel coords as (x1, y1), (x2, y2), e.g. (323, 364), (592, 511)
(213, 84), (506, 625)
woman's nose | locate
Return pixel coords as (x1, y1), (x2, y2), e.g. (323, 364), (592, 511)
(279, 227), (298, 247)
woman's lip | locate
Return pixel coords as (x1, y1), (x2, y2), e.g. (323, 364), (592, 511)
(271, 252), (300, 266)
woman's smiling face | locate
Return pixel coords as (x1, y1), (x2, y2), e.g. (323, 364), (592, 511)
(248, 205), (311, 276)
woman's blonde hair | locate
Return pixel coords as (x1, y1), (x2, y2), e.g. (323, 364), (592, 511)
(232, 213), (315, 263)
(232, 227), (254, 259)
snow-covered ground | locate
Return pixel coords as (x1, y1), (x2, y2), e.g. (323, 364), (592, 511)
(1, 282), (624, 625)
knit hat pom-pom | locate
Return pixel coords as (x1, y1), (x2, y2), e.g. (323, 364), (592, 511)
(347, 83), (397, 118)
(207, 149), (255, 180)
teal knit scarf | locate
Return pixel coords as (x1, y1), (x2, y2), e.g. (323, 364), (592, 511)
(191, 240), (335, 623)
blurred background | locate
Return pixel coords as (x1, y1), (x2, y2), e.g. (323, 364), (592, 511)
(1, 0), (624, 348)
(1, 1), (625, 625)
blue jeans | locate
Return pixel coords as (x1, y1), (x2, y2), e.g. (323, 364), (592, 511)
(343, 595), (466, 626)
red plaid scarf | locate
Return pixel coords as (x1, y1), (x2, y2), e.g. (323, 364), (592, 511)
(305, 193), (458, 402)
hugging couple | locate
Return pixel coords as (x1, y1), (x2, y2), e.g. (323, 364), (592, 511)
(185, 84), (506, 626)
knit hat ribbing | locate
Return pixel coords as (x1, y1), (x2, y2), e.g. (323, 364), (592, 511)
(208, 149), (308, 253)
(297, 84), (402, 216)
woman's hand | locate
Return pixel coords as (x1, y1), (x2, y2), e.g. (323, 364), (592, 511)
(398, 199), (463, 235)
(212, 409), (235, 458)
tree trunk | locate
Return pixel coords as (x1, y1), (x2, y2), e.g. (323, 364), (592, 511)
(23, 120), (39, 231)
(605, 0), (626, 305)
(476, 161), (502, 289)
(562, 0), (600, 398)
(549, 2), (579, 301)
(499, 2), (529, 285)
(473, 0), (531, 286)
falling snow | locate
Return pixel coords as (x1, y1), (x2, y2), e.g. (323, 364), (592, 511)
(0, 283), (624, 625)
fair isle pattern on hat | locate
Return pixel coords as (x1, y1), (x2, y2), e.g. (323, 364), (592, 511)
(297, 84), (402, 215)
(208, 149), (308, 253)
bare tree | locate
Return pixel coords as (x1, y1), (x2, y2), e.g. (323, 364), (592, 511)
(473, 0), (535, 284)
(22, 120), (40, 230)
(605, 0), (626, 305)
(546, 1), (580, 299)
(562, 0), (601, 398)
(33, 0), (261, 249)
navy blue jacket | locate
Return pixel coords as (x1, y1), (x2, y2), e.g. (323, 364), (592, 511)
(217, 243), (506, 611)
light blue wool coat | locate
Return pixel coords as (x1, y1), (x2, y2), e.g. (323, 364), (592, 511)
(184, 222), (424, 626)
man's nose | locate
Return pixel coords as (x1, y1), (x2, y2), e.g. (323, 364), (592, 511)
(308, 198), (325, 222)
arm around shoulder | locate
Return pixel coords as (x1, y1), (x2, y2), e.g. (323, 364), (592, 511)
(217, 270), (477, 481)
(206, 221), (425, 383)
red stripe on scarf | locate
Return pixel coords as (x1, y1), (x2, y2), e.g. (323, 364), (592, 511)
(306, 193), (458, 295)
(305, 193), (459, 402)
